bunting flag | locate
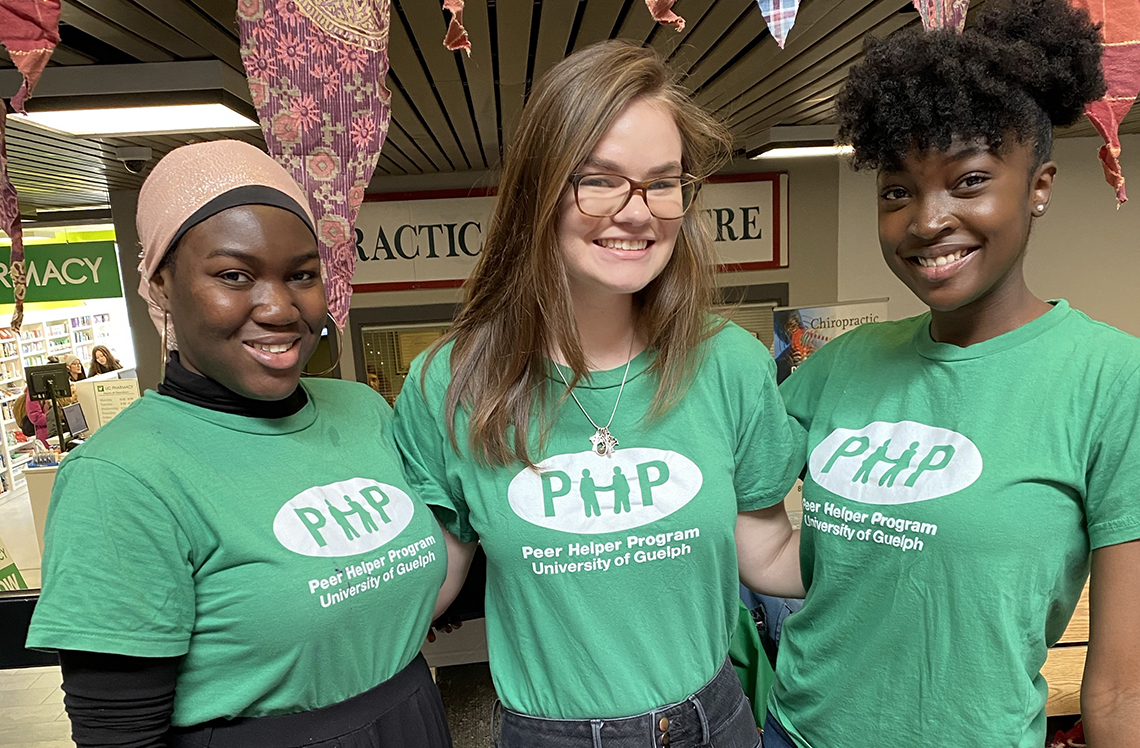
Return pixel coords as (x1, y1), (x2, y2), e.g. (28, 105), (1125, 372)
(757, 0), (802, 48)
(238, 0), (393, 328)
(912, 0), (970, 32)
(1069, 0), (1140, 205)
(0, 0), (61, 331)
(646, 0), (686, 32)
(443, 0), (469, 54)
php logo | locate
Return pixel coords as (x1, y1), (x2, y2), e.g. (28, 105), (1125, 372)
(808, 421), (983, 505)
(508, 448), (703, 534)
(273, 478), (416, 557)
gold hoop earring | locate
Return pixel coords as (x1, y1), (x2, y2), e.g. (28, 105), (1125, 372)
(302, 313), (344, 377)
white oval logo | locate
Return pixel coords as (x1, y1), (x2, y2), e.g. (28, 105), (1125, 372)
(508, 448), (703, 534)
(808, 420), (983, 505)
(273, 478), (415, 557)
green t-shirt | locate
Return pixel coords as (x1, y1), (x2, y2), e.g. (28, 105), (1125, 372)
(770, 300), (1140, 748)
(27, 380), (446, 726)
(395, 321), (800, 719)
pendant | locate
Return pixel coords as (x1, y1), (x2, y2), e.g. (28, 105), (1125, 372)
(590, 427), (619, 456)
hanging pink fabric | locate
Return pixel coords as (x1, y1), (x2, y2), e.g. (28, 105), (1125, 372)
(443, 0), (470, 54)
(646, 0), (686, 32)
(756, 0), (802, 49)
(0, 0), (61, 112)
(238, 0), (392, 328)
(0, 0), (61, 331)
(912, 0), (970, 32)
(1069, 0), (1140, 205)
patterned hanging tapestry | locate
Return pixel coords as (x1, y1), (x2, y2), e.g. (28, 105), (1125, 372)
(1069, 0), (1140, 205)
(756, 0), (802, 48)
(912, 0), (970, 32)
(238, 0), (392, 328)
(0, 0), (61, 330)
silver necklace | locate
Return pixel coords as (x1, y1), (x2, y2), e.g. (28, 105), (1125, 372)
(554, 336), (635, 457)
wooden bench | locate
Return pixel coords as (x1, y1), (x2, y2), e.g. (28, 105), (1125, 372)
(1043, 581), (1090, 716)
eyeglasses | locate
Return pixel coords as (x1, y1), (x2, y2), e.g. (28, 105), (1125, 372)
(568, 173), (700, 220)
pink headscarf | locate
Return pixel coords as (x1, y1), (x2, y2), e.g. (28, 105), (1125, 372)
(136, 141), (315, 346)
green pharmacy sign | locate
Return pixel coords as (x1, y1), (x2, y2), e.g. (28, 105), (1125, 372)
(0, 241), (122, 303)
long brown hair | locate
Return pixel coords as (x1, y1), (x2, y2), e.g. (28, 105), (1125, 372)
(88, 345), (122, 376)
(427, 40), (733, 466)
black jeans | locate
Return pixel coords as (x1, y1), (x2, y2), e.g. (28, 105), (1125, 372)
(493, 659), (761, 748)
(169, 655), (450, 748)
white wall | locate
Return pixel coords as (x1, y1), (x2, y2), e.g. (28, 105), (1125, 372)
(838, 134), (1140, 332)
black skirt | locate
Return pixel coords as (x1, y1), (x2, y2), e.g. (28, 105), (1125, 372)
(169, 654), (451, 748)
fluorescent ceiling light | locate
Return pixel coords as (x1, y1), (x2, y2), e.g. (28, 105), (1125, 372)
(11, 103), (258, 137)
(752, 145), (854, 160)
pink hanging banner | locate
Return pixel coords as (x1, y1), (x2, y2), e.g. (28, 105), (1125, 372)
(0, 0), (61, 112)
(1069, 0), (1140, 205)
(646, 0), (686, 32)
(912, 0), (970, 32)
(238, 0), (393, 328)
(756, 0), (802, 49)
(0, 0), (61, 330)
(442, 0), (470, 54)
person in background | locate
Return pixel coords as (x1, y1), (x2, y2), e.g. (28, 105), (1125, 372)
(23, 387), (48, 444)
(396, 41), (801, 748)
(87, 345), (122, 376)
(27, 141), (452, 748)
(63, 354), (86, 382)
(764, 2), (1140, 746)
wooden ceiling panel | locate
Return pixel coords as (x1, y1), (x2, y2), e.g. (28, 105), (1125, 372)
(453, 0), (499, 163)
(127, 0), (243, 70)
(530, 1), (580, 90)
(70, 0), (211, 60)
(387, 4), (469, 170)
(396, 0), (483, 169)
(386, 73), (456, 171)
(664, 0), (754, 75)
(613, 0), (659, 45)
(495, 0), (535, 146)
(60, 2), (175, 62)
(570, 0), (626, 52)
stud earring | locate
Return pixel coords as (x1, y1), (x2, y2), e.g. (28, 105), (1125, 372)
(1036, 204), (1045, 212)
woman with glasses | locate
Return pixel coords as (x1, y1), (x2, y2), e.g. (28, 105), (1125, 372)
(395, 40), (802, 747)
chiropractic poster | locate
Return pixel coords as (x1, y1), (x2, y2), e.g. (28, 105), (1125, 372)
(773, 298), (888, 383)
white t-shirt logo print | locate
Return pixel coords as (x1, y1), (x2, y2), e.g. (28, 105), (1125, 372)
(508, 448), (704, 533)
(809, 421), (983, 505)
(273, 478), (417, 556)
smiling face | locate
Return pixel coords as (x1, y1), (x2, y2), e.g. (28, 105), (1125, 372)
(877, 137), (1055, 316)
(150, 204), (326, 401)
(558, 98), (685, 304)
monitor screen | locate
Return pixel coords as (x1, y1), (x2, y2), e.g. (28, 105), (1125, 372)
(62, 403), (88, 437)
(26, 363), (72, 401)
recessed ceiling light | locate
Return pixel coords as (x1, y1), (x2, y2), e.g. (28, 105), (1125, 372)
(751, 145), (855, 159)
(11, 103), (259, 137)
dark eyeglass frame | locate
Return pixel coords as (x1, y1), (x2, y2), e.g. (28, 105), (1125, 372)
(567, 172), (702, 219)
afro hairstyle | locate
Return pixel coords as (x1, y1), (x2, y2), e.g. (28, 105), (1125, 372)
(836, 0), (1106, 172)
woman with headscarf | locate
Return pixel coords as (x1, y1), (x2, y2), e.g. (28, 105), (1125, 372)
(27, 141), (453, 748)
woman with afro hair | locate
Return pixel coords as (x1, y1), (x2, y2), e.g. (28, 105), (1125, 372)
(764, 1), (1140, 746)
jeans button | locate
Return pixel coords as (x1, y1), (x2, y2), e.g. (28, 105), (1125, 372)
(661, 733), (671, 745)
(659, 717), (670, 732)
